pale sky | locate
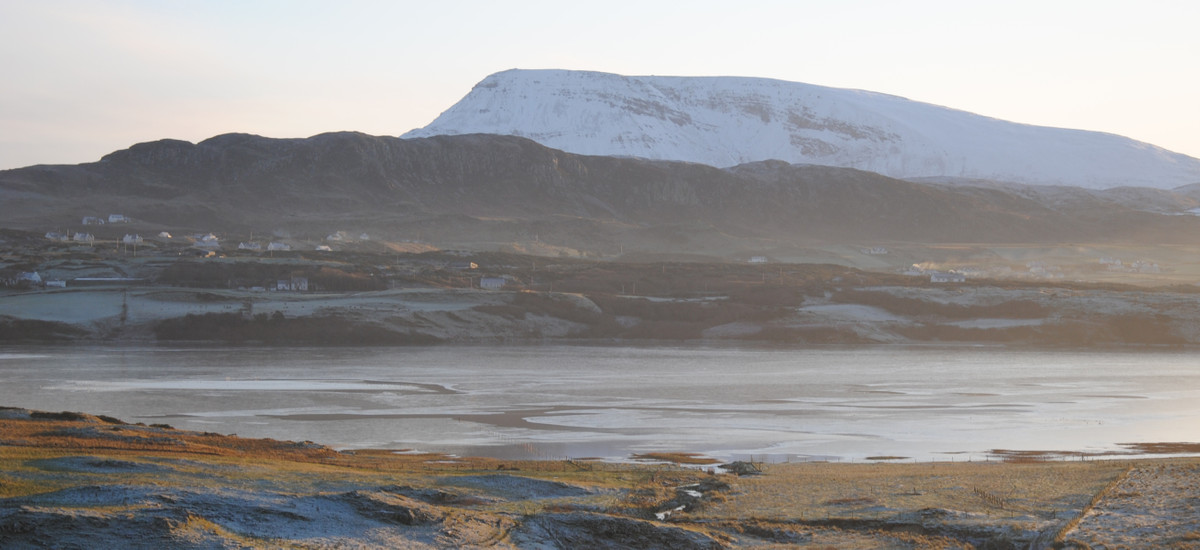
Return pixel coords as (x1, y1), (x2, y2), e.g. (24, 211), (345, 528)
(2, 0), (1197, 170)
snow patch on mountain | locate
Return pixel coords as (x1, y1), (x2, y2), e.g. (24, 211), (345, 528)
(405, 69), (1200, 190)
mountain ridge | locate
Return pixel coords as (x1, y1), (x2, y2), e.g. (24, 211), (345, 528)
(4, 132), (1200, 255)
(404, 69), (1200, 190)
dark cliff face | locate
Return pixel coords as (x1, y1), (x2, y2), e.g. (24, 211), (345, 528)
(1, 132), (1196, 246)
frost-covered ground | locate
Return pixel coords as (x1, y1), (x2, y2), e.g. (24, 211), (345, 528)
(8, 280), (1200, 347)
(1065, 462), (1200, 548)
(4, 408), (1200, 549)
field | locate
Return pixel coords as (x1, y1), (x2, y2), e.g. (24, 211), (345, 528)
(2, 407), (1198, 548)
(8, 243), (1200, 347)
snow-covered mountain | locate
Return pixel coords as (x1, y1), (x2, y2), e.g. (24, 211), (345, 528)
(405, 69), (1200, 190)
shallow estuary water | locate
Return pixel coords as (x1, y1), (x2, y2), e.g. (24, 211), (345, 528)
(2, 345), (1198, 462)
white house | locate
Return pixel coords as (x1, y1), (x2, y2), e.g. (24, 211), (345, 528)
(45, 232), (69, 241)
(1132, 260), (1161, 273)
(480, 277), (506, 290)
(82, 216), (105, 225)
(108, 214), (128, 223)
(16, 272), (41, 284)
(749, 256), (768, 264)
(72, 232), (94, 242)
(930, 271), (966, 283)
(122, 234), (143, 244)
(314, 245), (332, 252)
(276, 276), (309, 291)
(238, 242), (262, 251)
(267, 242), (291, 251)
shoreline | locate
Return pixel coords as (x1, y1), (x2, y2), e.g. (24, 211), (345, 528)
(5, 344), (1199, 468)
(3, 407), (1199, 548)
(8, 279), (1200, 348)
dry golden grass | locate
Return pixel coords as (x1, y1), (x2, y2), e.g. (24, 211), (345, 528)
(698, 460), (1130, 522)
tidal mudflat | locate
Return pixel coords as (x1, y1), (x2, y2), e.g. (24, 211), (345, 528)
(3, 345), (1199, 463)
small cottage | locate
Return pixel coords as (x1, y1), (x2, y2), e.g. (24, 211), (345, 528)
(276, 276), (308, 291)
(480, 277), (506, 290)
(930, 271), (966, 283)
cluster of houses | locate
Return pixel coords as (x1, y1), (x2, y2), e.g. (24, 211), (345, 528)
(81, 214), (129, 225)
(900, 257), (1171, 284)
(1, 271), (66, 289)
(273, 275), (308, 292)
(325, 231), (370, 242)
(41, 219), (389, 256)
(901, 264), (966, 283)
(43, 227), (165, 246)
(235, 241), (320, 252)
(227, 231), (375, 254)
(47, 214), (131, 242)
(1100, 257), (1161, 274)
(928, 271), (967, 283)
(44, 231), (95, 243)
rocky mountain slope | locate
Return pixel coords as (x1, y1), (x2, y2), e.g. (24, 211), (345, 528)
(405, 69), (1200, 190)
(4, 133), (1200, 254)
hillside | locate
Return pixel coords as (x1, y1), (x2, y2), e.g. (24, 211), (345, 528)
(4, 132), (1200, 259)
(405, 69), (1200, 189)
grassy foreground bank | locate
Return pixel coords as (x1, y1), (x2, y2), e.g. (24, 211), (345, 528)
(1, 407), (1197, 548)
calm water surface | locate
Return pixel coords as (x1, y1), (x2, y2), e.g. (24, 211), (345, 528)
(2, 345), (1198, 462)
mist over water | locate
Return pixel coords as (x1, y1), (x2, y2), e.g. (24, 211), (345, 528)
(2, 345), (1197, 462)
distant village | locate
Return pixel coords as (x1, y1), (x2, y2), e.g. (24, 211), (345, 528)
(1, 212), (1182, 292)
(3, 212), (520, 293)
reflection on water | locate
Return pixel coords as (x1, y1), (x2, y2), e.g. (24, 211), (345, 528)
(2, 345), (1198, 462)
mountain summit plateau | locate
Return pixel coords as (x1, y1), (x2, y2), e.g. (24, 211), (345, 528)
(405, 69), (1200, 190)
